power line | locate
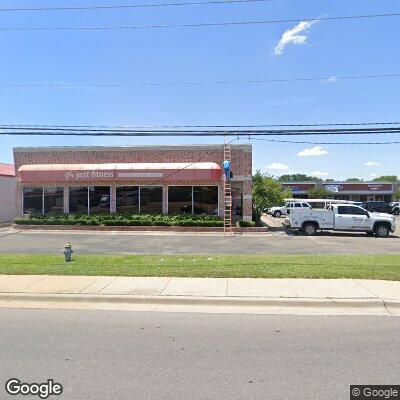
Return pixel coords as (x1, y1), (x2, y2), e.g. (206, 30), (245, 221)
(0, 12), (399, 31)
(1, 127), (400, 136)
(162, 137), (238, 181)
(2, 121), (400, 129)
(0, 0), (274, 12)
(250, 138), (400, 145)
(2, 73), (399, 88)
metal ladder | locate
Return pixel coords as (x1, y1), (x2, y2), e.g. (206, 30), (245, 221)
(223, 143), (234, 237)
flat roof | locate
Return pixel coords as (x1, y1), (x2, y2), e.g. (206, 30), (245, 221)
(14, 144), (252, 152)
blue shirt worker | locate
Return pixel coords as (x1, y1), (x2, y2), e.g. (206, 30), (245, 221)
(223, 160), (231, 181)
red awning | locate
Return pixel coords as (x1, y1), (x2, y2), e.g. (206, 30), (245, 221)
(0, 163), (15, 177)
(18, 163), (221, 183)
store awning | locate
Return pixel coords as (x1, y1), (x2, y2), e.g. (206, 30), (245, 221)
(18, 162), (222, 183)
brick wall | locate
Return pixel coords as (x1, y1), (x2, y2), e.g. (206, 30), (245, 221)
(14, 145), (253, 220)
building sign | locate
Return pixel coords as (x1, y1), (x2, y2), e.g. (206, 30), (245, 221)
(282, 183), (316, 192)
(18, 163), (221, 183)
(325, 185), (340, 193)
(323, 183), (393, 192)
(64, 170), (163, 181)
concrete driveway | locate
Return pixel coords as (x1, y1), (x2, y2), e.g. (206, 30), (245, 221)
(0, 227), (398, 254)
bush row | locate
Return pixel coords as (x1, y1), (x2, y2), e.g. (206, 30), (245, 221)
(14, 213), (225, 227)
(236, 220), (256, 227)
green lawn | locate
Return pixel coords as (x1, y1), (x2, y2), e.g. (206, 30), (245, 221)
(0, 254), (399, 280)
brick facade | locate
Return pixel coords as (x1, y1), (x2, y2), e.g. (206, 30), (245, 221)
(14, 144), (253, 221)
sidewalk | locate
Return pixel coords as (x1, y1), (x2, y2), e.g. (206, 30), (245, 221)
(260, 214), (285, 231)
(0, 275), (399, 316)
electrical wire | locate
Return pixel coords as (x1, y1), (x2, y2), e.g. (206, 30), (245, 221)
(1, 73), (399, 88)
(161, 137), (238, 181)
(0, 0), (275, 12)
(2, 127), (400, 136)
(0, 12), (399, 31)
(250, 138), (400, 145)
(1, 121), (400, 129)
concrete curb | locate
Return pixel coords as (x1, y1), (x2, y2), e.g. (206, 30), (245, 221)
(0, 292), (399, 313)
(12, 224), (270, 234)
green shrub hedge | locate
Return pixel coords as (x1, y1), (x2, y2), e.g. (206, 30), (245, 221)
(236, 220), (256, 227)
(14, 213), (224, 227)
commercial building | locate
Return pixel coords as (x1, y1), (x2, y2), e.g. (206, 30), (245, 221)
(0, 163), (16, 223)
(14, 144), (253, 221)
(282, 181), (399, 202)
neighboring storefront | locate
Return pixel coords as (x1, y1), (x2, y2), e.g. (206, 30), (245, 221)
(0, 163), (16, 223)
(14, 144), (253, 221)
(282, 181), (399, 202)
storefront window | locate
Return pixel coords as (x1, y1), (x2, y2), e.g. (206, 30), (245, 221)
(140, 186), (162, 214)
(23, 187), (43, 214)
(89, 186), (111, 213)
(193, 186), (218, 215)
(168, 186), (192, 215)
(44, 187), (64, 214)
(69, 187), (88, 214)
(116, 186), (139, 213)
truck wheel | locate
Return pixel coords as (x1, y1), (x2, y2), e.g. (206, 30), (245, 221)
(273, 211), (282, 218)
(394, 209), (400, 216)
(302, 222), (317, 236)
(374, 224), (390, 238)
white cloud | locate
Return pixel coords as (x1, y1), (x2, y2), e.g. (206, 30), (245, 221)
(364, 161), (380, 167)
(310, 170), (329, 177)
(266, 162), (289, 170)
(297, 146), (328, 157)
(274, 20), (317, 55)
(370, 173), (378, 178)
(326, 76), (338, 83)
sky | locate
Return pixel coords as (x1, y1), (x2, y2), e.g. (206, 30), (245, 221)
(0, 0), (399, 181)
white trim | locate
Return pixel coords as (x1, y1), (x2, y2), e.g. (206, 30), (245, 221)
(138, 186), (141, 214)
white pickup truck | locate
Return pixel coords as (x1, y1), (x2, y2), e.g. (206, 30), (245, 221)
(284, 204), (396, 237)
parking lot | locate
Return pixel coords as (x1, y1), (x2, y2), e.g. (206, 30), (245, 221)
(0, 224), (398, 255)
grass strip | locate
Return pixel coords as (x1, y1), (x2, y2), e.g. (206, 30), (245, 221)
(0, 254), (399, 280)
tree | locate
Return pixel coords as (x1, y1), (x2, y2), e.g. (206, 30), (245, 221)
(346, 178), (363, 182)
(308, 187), (331, 199)
(252, 171), (291, 220)
(324, 179), (335, 182)
(277, 174), (323, 183)
(372, 175), (399, 182)
(395, 190), (400, 201)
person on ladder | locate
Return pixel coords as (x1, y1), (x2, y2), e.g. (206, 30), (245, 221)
(223, 159), (231, 182)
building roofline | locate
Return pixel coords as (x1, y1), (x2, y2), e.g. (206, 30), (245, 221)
(282, 181), (397, 185)
(0, 163), (15, 177)
(13, 144), (252, 153)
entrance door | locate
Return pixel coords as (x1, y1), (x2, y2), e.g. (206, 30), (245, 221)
(231, 188), (242, 217)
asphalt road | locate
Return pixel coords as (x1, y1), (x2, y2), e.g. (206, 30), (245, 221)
(0, 309), (399, 400)
(0, 227), (398, 254)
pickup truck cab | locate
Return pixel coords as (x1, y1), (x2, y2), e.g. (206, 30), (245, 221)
(284, 204), (396, 237)
(390, 202), (400, 215)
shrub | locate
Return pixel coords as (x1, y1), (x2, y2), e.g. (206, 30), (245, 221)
(15, 213), (223, 227)
(236, 220), (256, 227)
